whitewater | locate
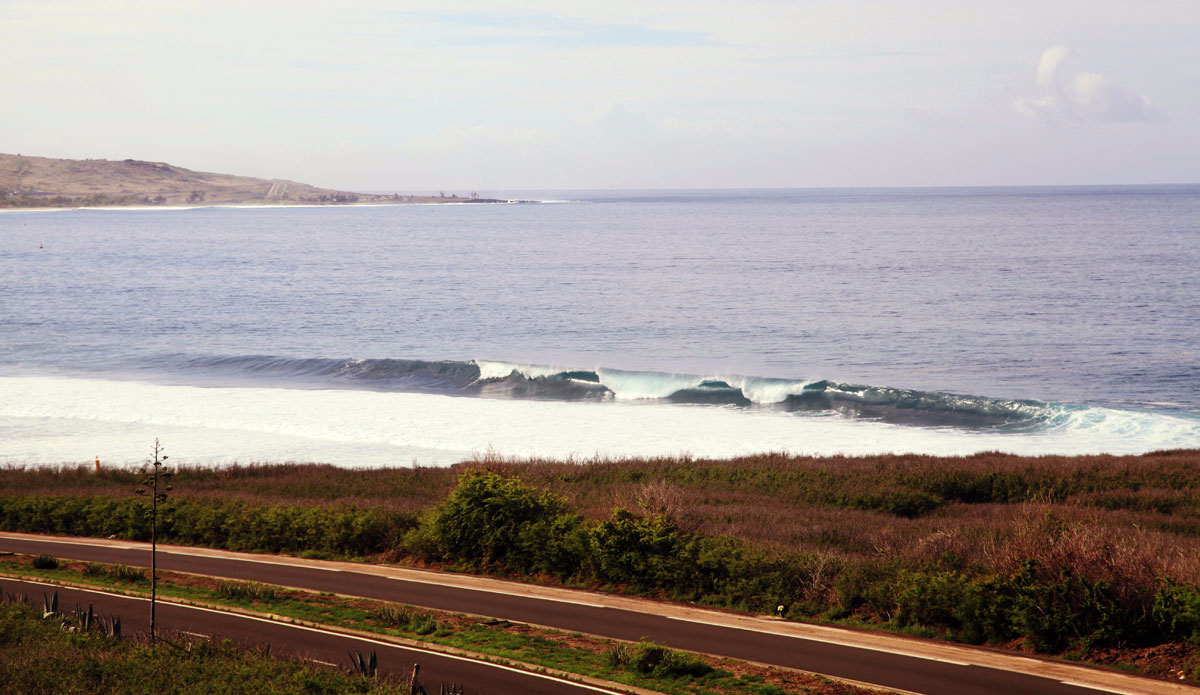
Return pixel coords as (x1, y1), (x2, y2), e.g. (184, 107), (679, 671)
(2, 375), (1197, 466)
(2, 187), (1198, 466)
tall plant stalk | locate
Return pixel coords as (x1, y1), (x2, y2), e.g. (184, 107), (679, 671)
(135, 438), (172, 643)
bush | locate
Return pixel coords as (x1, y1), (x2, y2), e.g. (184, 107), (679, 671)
(628, 641), (713, 678)
(893, 570), (973, 630)
(31, 554), (58, 570)
(590, 509), (686, 589)
(426, 471), (586, 576)
(373, 604), (440, 635)
(1000, 560), (1132, 652)
(1152, 578), (1200, 644)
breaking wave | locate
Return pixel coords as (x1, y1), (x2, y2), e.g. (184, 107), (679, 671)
(165, 355), (1056, 429)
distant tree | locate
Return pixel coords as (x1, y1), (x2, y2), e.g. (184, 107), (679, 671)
(187, 190), (206, 203)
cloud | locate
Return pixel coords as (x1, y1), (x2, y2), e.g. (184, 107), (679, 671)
(1035, 45), (1070, 91)
(1014, 46), (1163, 125)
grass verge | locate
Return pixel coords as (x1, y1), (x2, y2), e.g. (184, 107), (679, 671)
(0, 600), (410, 695)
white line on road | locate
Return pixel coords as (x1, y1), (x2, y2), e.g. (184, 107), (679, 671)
(1059, 682), (1146, 695)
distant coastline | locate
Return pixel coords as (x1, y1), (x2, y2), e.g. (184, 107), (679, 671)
(0, 153), (514, 208)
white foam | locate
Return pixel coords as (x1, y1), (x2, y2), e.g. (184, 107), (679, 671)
(595, 368), (706, 400)
(474, 361), (821, 404)
(474, 360), (568, 381)
(1, 376), (1196, 467)
(723, 376), (817, 403)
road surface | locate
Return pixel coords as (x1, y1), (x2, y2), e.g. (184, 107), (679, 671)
(0, 576), (626, 695)
(2, 533), (1194, 695)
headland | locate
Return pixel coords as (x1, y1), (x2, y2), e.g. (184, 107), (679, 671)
(0, 153), (510, 208)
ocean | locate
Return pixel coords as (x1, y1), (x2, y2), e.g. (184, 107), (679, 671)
(2, 186), (1198, 466)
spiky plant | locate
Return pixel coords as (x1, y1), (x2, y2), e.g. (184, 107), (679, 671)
(348, 649), (377, 678)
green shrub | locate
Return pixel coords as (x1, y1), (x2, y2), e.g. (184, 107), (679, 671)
(955, 577), (1016, 645)
(893, 570), (972, 629)
(373, 604), (440, 635)
(1002, 560), (1131, 652)
(1152, 578), (1200, 644)
(31, 554), (58, 570)
(426, 471), (585, 576)
(603, 640), (711, 678)
(590, 509), (686, 589)
(627, 641), (713, 678)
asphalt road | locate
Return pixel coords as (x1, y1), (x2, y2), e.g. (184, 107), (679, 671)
(0, 576), (620, 695)
(0, 534), (1188, 695)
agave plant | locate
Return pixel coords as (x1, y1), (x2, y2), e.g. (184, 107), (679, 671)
(348, 649), (377, 678)
(99, 614), (121, 638)
(41, 590), (58, 619)
(73, 602), (94, 630)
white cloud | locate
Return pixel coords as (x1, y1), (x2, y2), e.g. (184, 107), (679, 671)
(1035, 45), (1070, 90)
(1014, 46), (1163, 125)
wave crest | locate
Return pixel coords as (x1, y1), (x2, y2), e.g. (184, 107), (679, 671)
(164, 354), (1059, 429)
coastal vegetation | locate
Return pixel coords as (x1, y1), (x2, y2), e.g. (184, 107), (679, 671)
(2, 450), (1199, 677)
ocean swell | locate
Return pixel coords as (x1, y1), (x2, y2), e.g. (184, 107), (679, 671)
(166, 355), (1053, 430)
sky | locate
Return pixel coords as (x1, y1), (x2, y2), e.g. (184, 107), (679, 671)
(2, 1), (1198, 191)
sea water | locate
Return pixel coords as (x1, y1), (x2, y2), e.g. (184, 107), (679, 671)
(1, 187), (1198, 466)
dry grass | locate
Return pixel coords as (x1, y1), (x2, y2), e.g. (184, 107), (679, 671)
(5, 450), (1199, 583)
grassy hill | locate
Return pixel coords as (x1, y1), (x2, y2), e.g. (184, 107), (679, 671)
(0, 153), (500, 207)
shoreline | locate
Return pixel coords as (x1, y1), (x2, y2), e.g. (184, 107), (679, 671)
(0, 199), (534, 213)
